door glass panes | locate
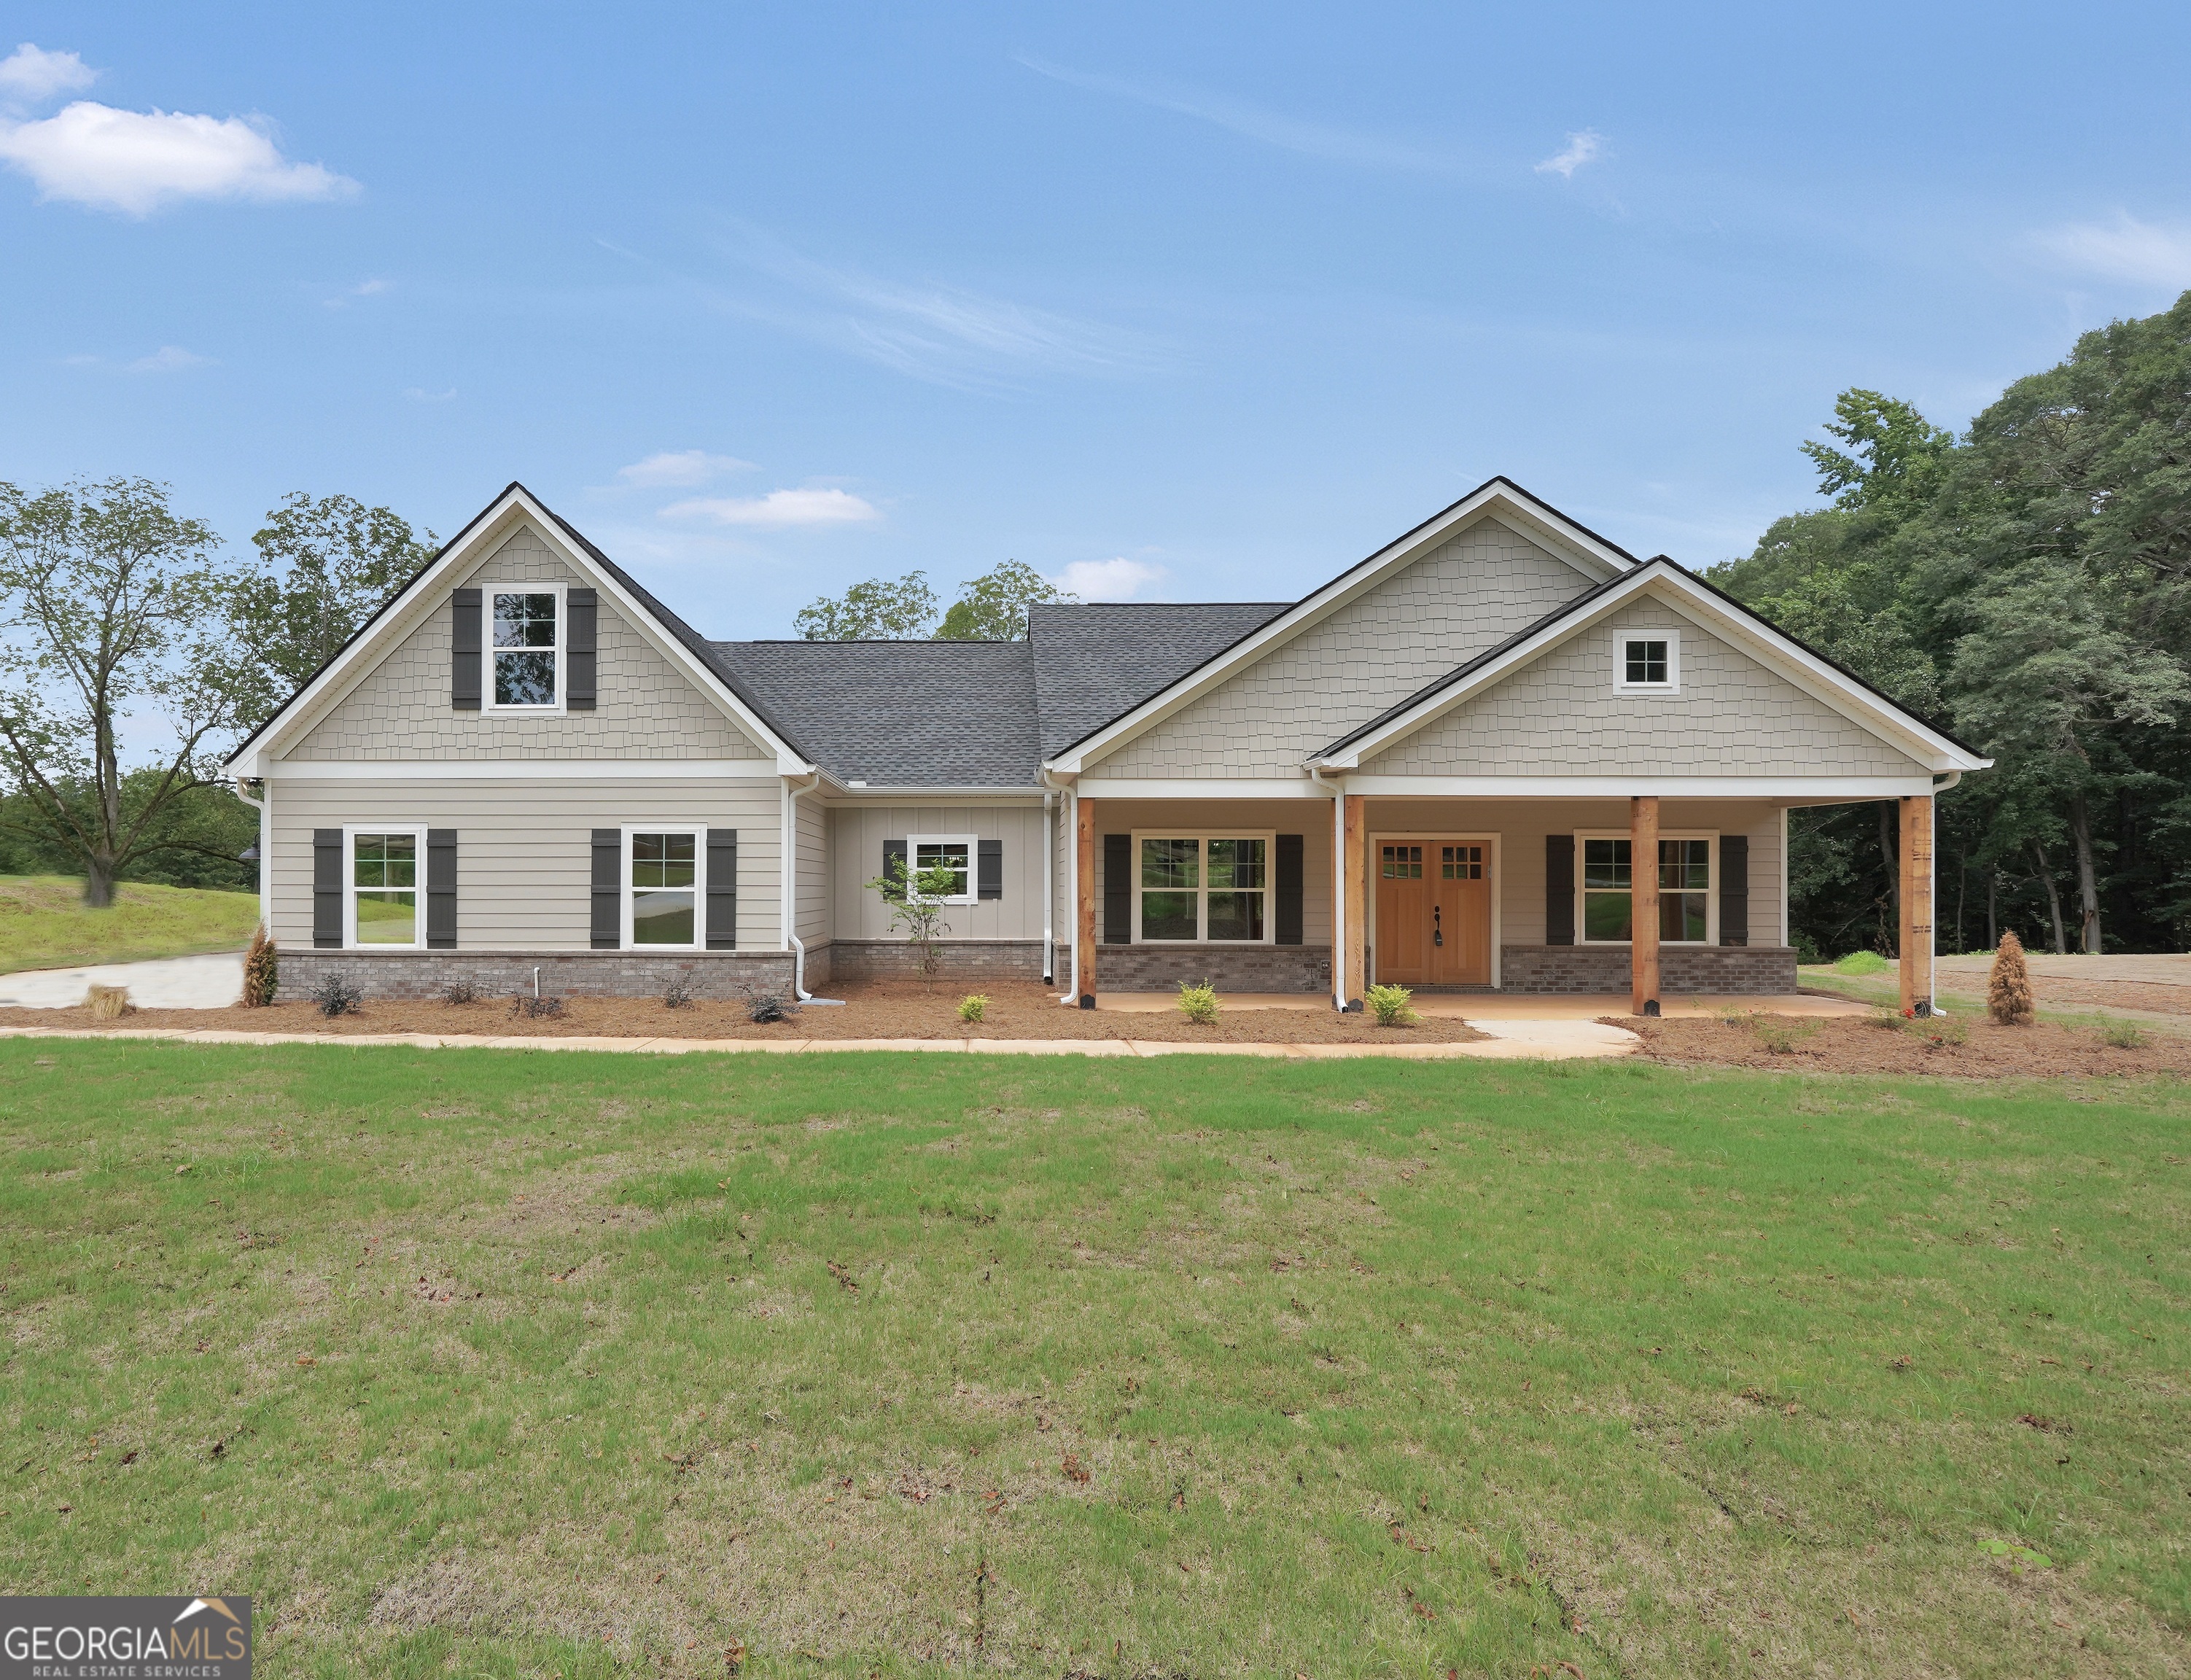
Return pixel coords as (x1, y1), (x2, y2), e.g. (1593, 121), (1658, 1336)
(631, 832), (696, 945)
(913, 840), (971, 900)
(1381, 844), (1423, 879)
(1441, 844), (1483, 880)
(353, 833), (417, 944)
(493, 592), (558, 705)
(1206, 838), (1266, 941)
(1659, 839), (1711, 941)
(1140, 838), (1199, 941)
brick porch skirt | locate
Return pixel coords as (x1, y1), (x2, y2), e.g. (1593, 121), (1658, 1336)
(1090, 944), (1335, 994)
(1494, 944), (1799, 994)
(280, 949), (801, 1002)
(827, 941), (1048, 982)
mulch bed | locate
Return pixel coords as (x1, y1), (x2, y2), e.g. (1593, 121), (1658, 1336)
(32, 977), (1487, 1045)
(1941, 977), (2191, 1019)
(1617, 1011), (2191, 1078)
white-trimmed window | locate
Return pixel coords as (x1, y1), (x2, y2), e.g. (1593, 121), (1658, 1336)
(348, 825), (426, 949)
(1616, 629), (1679, 692)
(907, 834), (977, 905)
(626, 827), (704, 948)
(490, 586), (562, 709)
(1133, 833), (1273, 943)
(1576, 831), (1715, 944)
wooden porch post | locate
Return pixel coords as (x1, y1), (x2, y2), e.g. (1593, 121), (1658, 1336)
(1075, 795), (1097, 1008)
(1630, 795), (1660, 1016)
(1342, 794), (1366, 1008)
(1899, 793), (1934, 1016)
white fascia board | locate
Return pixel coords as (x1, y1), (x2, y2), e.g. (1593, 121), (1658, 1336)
(1317, 567), (1990, 774)
(260, 759), (783, 780)
(235, 486), (812, 778)
(1075, 778), (1328, 800)
(1043, 483), (1633, 776)
(820, 786), (1046, 803)
(1339, 774), (1942, 798)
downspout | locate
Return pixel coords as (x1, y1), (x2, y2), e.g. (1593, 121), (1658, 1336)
(231, 777), (268, 930)
(782, 769), (822, 1000)
(1040, 785), (1056, 985)
(1039, 766), (1075, 1003)
(1931, 771), (1961, 1015)
(1308, 764), (1347, 1011)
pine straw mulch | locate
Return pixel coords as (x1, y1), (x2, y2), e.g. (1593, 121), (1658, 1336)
(36, 977), (1487, 1045)
(1615, 1010), (2191, 1079)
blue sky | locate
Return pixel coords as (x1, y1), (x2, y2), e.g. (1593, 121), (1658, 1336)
(4, 1), (2190, 637)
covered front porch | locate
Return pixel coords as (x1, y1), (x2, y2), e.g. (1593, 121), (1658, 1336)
(1064, 788), (1939, 1015)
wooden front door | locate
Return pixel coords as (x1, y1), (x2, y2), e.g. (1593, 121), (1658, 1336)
(1374, 841), (1492, 986)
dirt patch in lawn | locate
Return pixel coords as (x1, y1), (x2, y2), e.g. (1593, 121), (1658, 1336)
(34, 977), (1487, 1044)
(1617, 1010), (2191, 1078)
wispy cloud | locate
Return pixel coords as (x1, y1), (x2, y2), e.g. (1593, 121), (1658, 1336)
(618, 449), (758, 488)
(2031, 211), (2191, 289)
(1535, 129), (1606, 179)
(662, 488), (881, 529)
(323, 276), (389, 308)
(1054, 556), (1167, 600)
(126, 344), (211, 373)
(1018, 53), (1467, 173)
(0, 43), (96, 110)
(0, 90), (357, 214)
(404, 386), (456, 403)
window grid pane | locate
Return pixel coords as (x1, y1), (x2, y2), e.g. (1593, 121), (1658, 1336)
(1207, 838), (1264, 890)
(1140, 838), (1199, 890)
(1441, 844), (1482, 880)
(1207, 890), (1264, 942)
(1582, 838), (1630, 889)
(1583, 891), (1632, 942)
(631, 832), (696, 889)
(493, 593), (558, 648)
(1380, 844), (1422, 879)
(914, 841), (971, 897)
(1140, 892), (1197, 941)
(1624, 639), (1668, 683)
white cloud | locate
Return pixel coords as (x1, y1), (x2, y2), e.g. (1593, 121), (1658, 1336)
(617, 449), (758, 488)
(1535, 129), (1606, 179)
(0, 101), (357, 214)
(661, 488), (880, 529)
(404, 386), (456, 403)
(2031, 212), (2191, 289)
(0, 43), (96, 109)
(1054, 556), (1167, 601)
(126, 345), (210, 373)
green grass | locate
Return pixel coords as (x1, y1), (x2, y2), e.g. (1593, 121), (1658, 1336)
(1831, 949), (1891, 976)
(0, 874), (260, 973)
(4, 1043), (2187, 1677)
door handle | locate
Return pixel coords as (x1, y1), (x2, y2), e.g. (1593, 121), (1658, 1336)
(1433, 903), (1443, 948)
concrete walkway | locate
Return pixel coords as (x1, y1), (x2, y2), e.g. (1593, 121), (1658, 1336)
(0, 952), (244, 1011)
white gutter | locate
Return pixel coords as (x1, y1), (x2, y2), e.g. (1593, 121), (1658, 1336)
(1307, 766), (1347, 1010)
(231, 777), (268, 930)
(782, 770), (823, 1000)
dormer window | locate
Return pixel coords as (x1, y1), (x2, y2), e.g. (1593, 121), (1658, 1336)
(1616, 631), (1678, 691)
(492, 591), (560, 707)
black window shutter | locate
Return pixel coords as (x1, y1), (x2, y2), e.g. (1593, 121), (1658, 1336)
(1719, 833), (1750, 946)
(883, 838), (907, 888)
(1545, 834), (1575, 946)
(707, 828), (738, 949)
(978, 838), (1003, 901)
(591, 828), (622, 949)
(426, 829), (457, 949)
(451, 588), (482, 710)
(566, 588), (597, 711)
(1274, 833), (1304, 945)
(313, 828), (343, 947)
(1102, 833), (1132, 944)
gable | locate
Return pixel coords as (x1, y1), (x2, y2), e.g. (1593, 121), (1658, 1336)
(1361, 596), (1930, 777)
(279, 522), (770, 763)
(1089, 517), (1590, 780)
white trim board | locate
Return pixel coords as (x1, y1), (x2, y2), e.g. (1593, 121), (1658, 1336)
(1336, 774), (1942, 798)
(262, 759), (780, 780)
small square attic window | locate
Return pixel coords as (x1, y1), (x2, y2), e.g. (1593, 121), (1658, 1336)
(1617, 631), (1678, 691)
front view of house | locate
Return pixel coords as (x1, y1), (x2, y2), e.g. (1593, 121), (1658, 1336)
(227, 479), (1988, 1013)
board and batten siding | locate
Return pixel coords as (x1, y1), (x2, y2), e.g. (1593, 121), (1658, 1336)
(282, 524), (768, 762)
(828, 802), (1048, 942)
(1093, 520), (1595, 780)
(268, 778), (782, 951)
(1364, 600), (1928, 778)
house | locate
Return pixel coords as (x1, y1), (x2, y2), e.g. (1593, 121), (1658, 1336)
(226, 479), (1989, 1015)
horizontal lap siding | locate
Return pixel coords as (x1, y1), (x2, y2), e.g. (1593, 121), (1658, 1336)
(796, 794), (830, 946)
(268, 779), (782, 951)
(828, 803), (1048, 941)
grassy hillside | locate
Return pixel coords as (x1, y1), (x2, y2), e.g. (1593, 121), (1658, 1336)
(4, 1042), (2184, 1676)
(0, 875), (258, 973)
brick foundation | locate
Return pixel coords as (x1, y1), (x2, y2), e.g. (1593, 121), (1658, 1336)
(1493, 944), (1799, 994)
(1091, 944), (1334, 995)
(279, 949), (800, 1003)
(826, 941), (1048, 982)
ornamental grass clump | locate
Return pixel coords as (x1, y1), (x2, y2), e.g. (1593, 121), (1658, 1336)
(1176, 980), (1220, 1025)
(85, 983), (131, 1020)
(1988, 930), (2035, 1026)
(1364, 983), (1418, 1027)
(957, 994), (989, 1025)
(241, 925), (279, 1007)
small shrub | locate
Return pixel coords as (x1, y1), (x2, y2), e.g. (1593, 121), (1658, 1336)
(2095, 1016), (2146, 1050)
(508, 993), (564, 1020)
(241, 925), (279, 1007)
(311, 974), (361, 1018)
(85, 983), (131, 1019)
(442, 977), (478, 1006)
(1833, 950), (1890, 976)
(1176, 980), (1220, 1025)
(747, 990), (798, 1024)
(957, 993), (990, 1024)
(1988, 930), (2035, 1026)
(663, 970), (700, 1009)
(1364, 983), (1418, 1027)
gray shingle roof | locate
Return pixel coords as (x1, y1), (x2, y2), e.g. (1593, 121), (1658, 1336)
(1027, 602), (1291, 758)
(711, 639), (1042, 786)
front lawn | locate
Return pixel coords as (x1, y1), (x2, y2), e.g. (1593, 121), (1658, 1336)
(0, 874), (260, 973)
(3, 1043), (2186, 1677)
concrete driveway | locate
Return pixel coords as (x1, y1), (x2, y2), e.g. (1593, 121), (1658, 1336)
(0, 952), (245, 1010)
